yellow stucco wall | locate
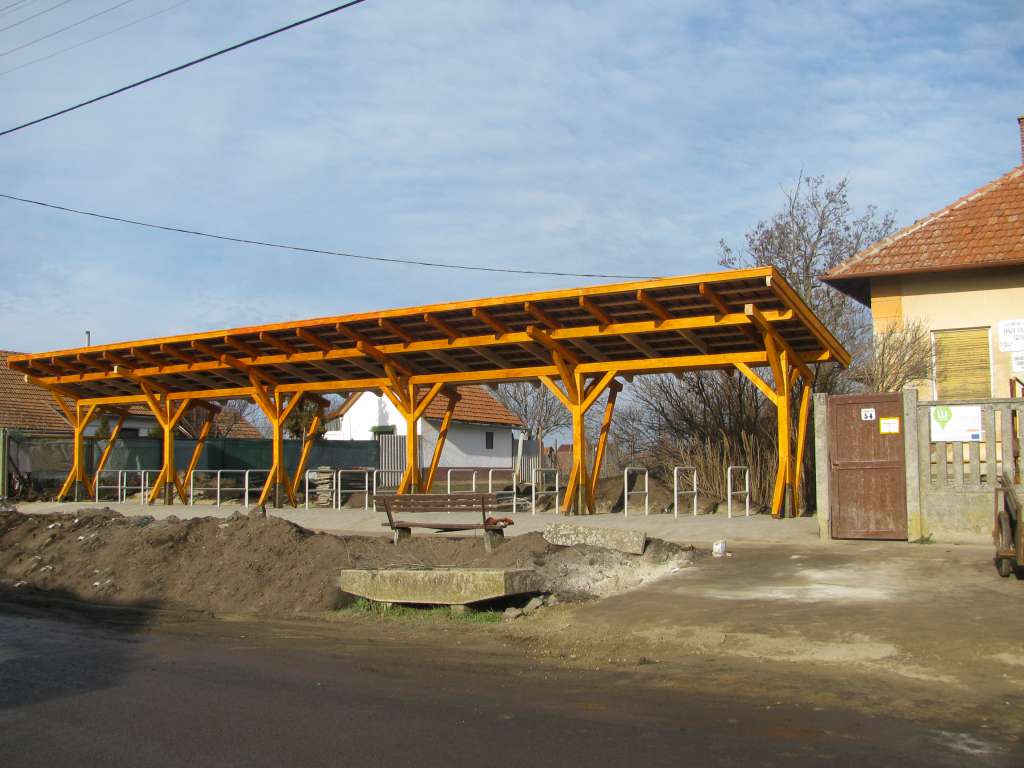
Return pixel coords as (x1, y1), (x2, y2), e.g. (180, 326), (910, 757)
(869, 267), (1024, 400)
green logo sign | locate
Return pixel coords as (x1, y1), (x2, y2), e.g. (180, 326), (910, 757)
(933, 405), (952, 428)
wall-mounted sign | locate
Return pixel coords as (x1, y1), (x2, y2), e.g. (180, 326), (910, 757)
(1013, 351), (1024, 373)
(930, 404), (982, 442)
(879, 417), (900, 435)
(861, 408), (876, 421)
(998, 319), (1024, 352)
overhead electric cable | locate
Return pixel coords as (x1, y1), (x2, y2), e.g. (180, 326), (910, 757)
(0, 0), (73, 33)
(0, 0), (369, 137)
(0, 192), (657, 280)
(0, 0), (136, 58)
(0, 0), (189, 76)
(0, 1), (38, 18)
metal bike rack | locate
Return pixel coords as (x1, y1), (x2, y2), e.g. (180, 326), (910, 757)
(673, 465), (698, 518)
(371, 469), (404, 511)
(623, 467), (649, 517)
(487, 468), (518, 513)
(336, 469), (371, 511)
(531, 467), (560, 515)
(189, 469), (250, 507)
(94, 469), (123, 502)
(446, 468), (478, 495)
(727, 465), (750, 518)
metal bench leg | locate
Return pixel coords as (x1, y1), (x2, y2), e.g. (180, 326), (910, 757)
(393, 527), (412, 545)
(484, 529), (504, 554)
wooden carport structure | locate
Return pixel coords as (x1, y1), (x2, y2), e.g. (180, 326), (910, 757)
(7, 267), (849, 516)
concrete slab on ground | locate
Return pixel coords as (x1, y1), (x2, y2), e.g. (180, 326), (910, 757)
(338, 567), (541, 605)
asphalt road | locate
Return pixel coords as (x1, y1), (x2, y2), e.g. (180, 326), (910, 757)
(0, 604), (1016, 767)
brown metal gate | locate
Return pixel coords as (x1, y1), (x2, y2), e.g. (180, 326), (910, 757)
(828, 393), (907, 540)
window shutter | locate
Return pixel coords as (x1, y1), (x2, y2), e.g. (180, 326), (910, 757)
(934, 328), (991, 399)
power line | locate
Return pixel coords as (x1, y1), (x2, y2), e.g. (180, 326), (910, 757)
(0, 0), (73, 33)
(0, 0), (370, 138)
(0, 0), (136, 59)
(0, 1), (39, 18)
(0, 192), (656, 280)
(0, 0), (189, 76)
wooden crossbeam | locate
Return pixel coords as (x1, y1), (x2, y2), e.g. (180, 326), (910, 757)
(745, 303), (812, 381)
(579, 296), (612, 327)
(379, 318), (415, 345)
(259, 332), (297, 356)
(524, 301), (560, 330)
(636, 289), (709, 354)
(526, 325), (580, 366)
(296, 328), (333, 353)
(225, 336), (261, 358)
(423, 312), (461, 341)
(472, 307), (509, 336)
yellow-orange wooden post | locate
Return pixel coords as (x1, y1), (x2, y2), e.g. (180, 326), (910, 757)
(55, 398), (99, 502)
(792, 377), (812, 514)
(588, 382), (619, 503)
(424, 390), (460, 493)
(91, 413), (126, 498)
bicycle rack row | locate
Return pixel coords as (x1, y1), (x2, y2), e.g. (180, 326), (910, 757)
(94, 469), (162, 503)
(187, 470), (272, 507)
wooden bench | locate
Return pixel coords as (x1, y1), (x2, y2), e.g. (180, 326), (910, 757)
(378, 493), (511, 552)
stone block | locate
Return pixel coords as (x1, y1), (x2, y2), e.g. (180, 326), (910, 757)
(338, 567), (541, 605)
(543, 523), (646, 555)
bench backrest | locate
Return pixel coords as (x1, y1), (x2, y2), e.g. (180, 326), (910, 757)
(379, 493), (498, 526)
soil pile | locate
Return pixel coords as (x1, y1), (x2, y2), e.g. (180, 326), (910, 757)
(0, 508), (696, 618)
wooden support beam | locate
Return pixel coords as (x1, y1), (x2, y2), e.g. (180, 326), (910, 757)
(588, 383), (619, 502)
(259, 332), (297, 356)
(472, 307), (509, 336)
(793, 378), (812, 514)
(578, 296), (612, 327)
(636, 289), (709, 354)
(423, 390), (461, 492)
(735, 362), (778, 402)
(131, 347), (165, 370)
(378, 318), (415, 345)
(160, 344), (197, 366)
(91, 413), (125, 497)
(423, 312), (461, 341)
(224, 336), (261, 358)
(526, 325), (580, 367)
(295, 327), (333, 353)
(524, 301), (561, 330)
(745, 303), (813, 382)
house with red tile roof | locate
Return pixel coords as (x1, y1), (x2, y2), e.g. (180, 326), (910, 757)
(324, 385), (524, 471)
(822, 116), (1024, 400)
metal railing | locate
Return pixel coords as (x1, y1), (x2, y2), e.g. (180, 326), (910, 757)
(623, 467), (649, 516)
(487, 468), (518, 513)
(531, 467), (560, 515)
(727, 465), (750, 518)
(673, 465), (698, 518)
(446, 468), (478, 495)
(334, 469), (371, 511)
(188, 468), (268, 512)
(94, 469), (159, 503)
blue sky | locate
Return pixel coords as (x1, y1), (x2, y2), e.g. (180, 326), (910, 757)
(1, 0), (1022, 353)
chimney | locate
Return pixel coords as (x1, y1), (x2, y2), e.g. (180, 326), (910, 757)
(1019, 114), (1024, 165)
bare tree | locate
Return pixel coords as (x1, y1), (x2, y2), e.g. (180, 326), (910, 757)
(719, 173), (897, 394)
(846, 318), (932, 393)
(494, 382), (571, 459)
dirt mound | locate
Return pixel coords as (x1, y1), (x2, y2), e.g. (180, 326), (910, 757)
(0, 508), (696, 618)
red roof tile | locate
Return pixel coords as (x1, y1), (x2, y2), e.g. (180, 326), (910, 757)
(421, 386), (523, 427)
(823, 165), (1024, 303)
(1, 350), (73, 431)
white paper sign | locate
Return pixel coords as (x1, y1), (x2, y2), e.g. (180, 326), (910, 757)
(998, 320), (1024, 352)
(879, 417), (900, 434)
(1013, 351), (1024, 373)
(930, 405), (983, 442)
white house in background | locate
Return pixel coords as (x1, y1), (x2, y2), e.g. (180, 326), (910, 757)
(323, 385), (524, 470)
